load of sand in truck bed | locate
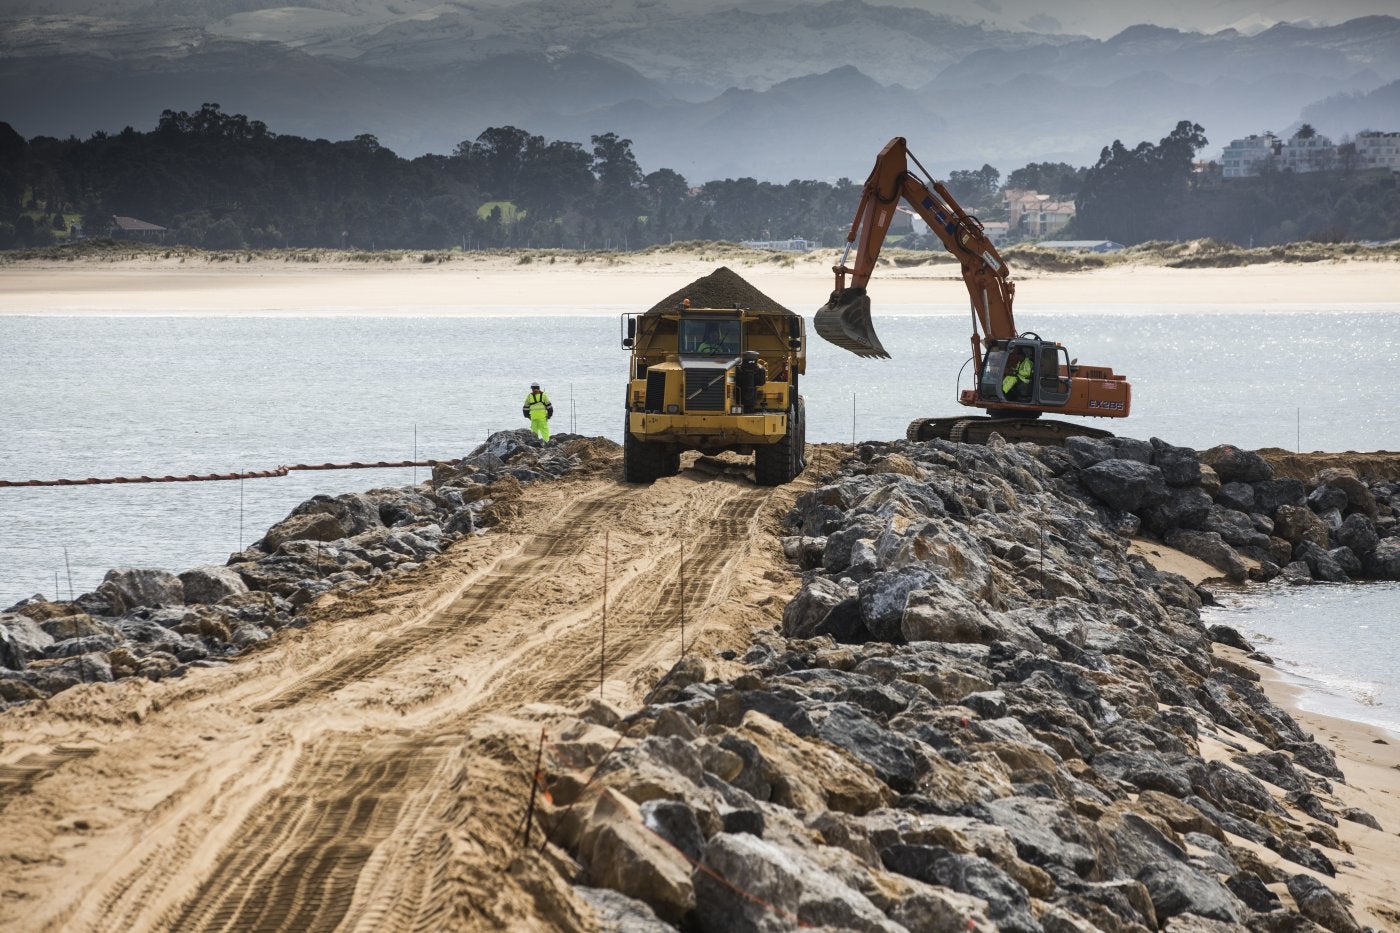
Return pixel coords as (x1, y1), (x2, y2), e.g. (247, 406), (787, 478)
(643, 266), (795, 316)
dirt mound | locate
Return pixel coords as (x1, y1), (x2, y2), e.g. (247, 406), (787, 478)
(643, 266), (793, 315)
(1257, 448), (1400, 482)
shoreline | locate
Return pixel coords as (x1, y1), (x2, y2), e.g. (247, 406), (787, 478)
(1137, 541), (1400, 926)
(1236, 649), (1400, 928)
(3, 253), (1400, 314)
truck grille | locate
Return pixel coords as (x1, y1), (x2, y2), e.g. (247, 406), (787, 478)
(684, 369), (726, 412)
(645, 370), (667, 412)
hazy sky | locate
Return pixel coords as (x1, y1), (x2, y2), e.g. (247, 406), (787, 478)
(459, 0), (1400, 38)
(3, 0), (1396, 39)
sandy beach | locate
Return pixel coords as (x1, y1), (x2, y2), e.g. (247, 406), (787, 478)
(1224, 653), (1400, 929)
(2, 250), (1399, 314)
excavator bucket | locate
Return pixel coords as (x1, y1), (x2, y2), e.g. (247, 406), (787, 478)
(813, 286), (890, 359)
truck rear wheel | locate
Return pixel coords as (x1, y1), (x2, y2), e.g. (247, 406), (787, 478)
(755, 400), (804, 486)
(623, 416), (677, 484)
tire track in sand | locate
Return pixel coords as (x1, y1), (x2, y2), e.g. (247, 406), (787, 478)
(254, 483), (634, 712)
(128, 470), (782, 933)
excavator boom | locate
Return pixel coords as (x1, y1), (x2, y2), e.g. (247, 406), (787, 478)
(816, 137), (1015, 361)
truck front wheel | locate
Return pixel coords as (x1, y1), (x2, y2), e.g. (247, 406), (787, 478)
(623, 416), (677, 484)
(755, 400), (804, 486)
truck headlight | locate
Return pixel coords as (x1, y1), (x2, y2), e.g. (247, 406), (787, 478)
(667, 404), (679, 413)
(731, 405), (742, 414)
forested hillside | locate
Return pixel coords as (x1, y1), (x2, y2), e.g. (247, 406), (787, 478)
(2, 106), (1398, 251)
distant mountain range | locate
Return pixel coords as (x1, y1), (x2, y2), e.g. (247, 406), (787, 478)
(2, 1), (1398, 182)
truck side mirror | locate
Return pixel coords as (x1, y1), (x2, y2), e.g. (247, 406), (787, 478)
(622, 316), (637, 349)
(788, 316), (801, 349)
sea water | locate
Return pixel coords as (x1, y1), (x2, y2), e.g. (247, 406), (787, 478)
(1202, 582), (1400, 736)
(2, 304), (1399, 724)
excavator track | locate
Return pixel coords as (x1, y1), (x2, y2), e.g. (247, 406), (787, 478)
(907, 416), (1113, 446)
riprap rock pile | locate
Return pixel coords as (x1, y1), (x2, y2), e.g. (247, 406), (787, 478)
(545, 436), (1379, 932)
(1049, 436), (1399, 585)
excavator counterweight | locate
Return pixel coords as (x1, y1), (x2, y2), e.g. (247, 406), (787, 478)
(813, 286), (889, 359)
(817, 136), (1131, 444)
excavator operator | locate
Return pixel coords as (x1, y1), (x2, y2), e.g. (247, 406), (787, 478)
(1002, 351), (1032, 401)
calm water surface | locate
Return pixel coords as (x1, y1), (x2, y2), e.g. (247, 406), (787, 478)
(2, 303), (1398, 727)
(1203, 582), (1400, 736)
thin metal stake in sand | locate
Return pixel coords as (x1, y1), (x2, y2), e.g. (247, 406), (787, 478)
(679, 527), (687, 659)
(414, 424), (418, 485)
(239, 472), (245, 552)
(600, 530), (609, 700)
(63, 547), (74, 601)
(520, 726), (546, 848)
(852, 392), (857, 448)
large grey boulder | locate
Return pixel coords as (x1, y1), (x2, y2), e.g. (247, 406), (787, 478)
(1252, 478), (1306, 514)
(1064, 435), (1116, 469)
(0, 613), (54, 659)
(695, 832), (900, 933)
(1294, 541), (1349, 583)
(1163, 530), (1249, 582)
(289, 491), (385, 537)
(1307, 484), (1350, 514)
(782, 576), (851, 639)
(96, 568), (185, 614)
(1136, 861), (1242, 924)
(1199, 445), (1271, 483)
(1335, 514), (1380, 556)
(1273, 505), (1331, 548)
(1310, 467), (1378, 519)
(1081, 459), (1168, 512)
(577, 789), (695, 925)
(1216, 481), (1255, 514)
(879, 845), (1041, 933)
(1150, 438), (1202, 487)
(1198, 507), (1270, 549)
(1141, 487), (1213, 535)
(1364, 539), (1400, 579)
(858, 567), (934, 642)
(260, 512), (346, 552)
(1285, 874), (1363, 933)
(179, 566), (250, 604)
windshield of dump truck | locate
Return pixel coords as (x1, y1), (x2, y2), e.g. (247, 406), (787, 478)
(681, 318), (741, 356)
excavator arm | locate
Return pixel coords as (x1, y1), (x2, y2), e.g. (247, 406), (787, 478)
(816, 136), (1014, 367)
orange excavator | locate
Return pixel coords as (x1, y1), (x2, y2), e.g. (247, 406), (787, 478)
(815, 136), (1132, 445)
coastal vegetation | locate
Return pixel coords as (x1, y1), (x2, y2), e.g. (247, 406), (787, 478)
(2, 106), (1399, 252)
(4, 236), (1395, 270)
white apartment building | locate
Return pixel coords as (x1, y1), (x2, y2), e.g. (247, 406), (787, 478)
(1220, 133), (1281, 178)
(1355, 131), (1400, 171)
(1221, 127), (1400, 178)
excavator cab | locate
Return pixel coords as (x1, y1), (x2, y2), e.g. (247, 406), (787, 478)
(977, 336), (1071, 408)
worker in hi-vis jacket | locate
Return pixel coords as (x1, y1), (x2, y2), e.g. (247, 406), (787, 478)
(522, 382), (554, 442)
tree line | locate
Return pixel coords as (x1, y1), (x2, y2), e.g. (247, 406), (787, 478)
(2, 106), (1398, 251)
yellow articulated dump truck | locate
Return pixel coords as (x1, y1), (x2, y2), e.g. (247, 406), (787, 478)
(621, 267), (807, 486)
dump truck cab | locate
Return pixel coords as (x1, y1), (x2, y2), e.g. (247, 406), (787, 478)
(622, 301), (807, 485)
